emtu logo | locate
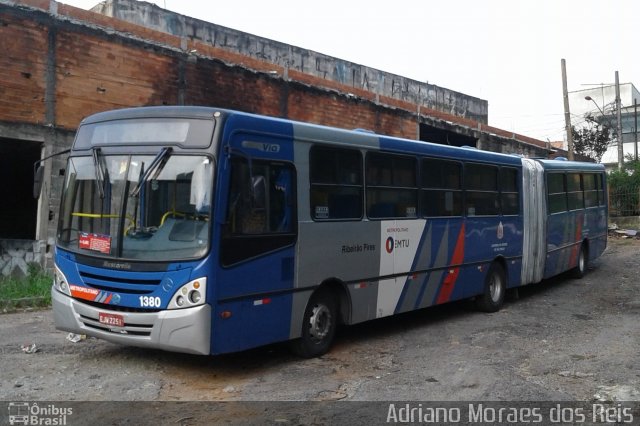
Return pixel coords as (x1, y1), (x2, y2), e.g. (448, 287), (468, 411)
(386, 236), (410, 253)
(386, 237), (394, 253)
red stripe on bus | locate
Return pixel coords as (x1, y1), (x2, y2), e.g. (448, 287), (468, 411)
(568, 213), (583, 269)
(436, 223), (465, 304)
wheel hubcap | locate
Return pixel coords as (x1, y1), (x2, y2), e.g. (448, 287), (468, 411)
(309, 304), (331, 342)
(578, 250), (585, 271)
(490, 274), (502, 302)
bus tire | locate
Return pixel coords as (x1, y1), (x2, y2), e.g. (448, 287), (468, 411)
(476, 262), (506, 313)
(571, 244), (588, 279)
(290, 290), (338, 358)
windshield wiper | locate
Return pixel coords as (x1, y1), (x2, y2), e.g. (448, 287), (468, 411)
(130, 147), (172, 198)
(92, 147), (107, 199)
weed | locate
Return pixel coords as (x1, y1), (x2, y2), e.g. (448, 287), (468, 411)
(0, 264), (52, 312)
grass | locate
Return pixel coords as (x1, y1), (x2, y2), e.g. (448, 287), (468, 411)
(0, 264), (52, 312)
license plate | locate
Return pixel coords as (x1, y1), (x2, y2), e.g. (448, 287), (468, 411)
(99, 312), (124, 328)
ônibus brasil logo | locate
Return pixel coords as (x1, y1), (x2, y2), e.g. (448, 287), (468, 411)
(7, 402), (73, 425)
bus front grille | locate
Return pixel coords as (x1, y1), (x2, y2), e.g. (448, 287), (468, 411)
(78, 270), (162, 295)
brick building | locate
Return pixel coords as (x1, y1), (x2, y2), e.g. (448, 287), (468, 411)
(0, 0), (563, 275)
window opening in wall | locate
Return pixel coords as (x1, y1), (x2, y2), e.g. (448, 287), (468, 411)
(419, 123), (478, 147)
(0, 138), (42, 239)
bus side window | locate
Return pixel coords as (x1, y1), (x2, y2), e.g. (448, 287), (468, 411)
(465, 163), (499, 216)
(366, 152), (418, 219)
(420, 158), (462, 217)
(226, 158), (259, 234)
(226, 159), (294, 235)
(567, 173), (584, 210)
(222, 158), (297, 266)
(597, 173), (606, 206)
(500, 167), (520, 215)
(547, 173), (567, 214)
(309, 146), (363, 220)
(583, 173), (598, 208)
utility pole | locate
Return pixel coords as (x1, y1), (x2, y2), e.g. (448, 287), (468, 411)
(615, 71), (623, 169)
(561, 59), (574, 160)
(634, 98), (637, 161)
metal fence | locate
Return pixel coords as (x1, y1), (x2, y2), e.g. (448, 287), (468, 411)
(609, 182), (640, 217)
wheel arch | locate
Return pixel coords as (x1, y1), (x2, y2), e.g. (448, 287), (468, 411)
(581, 238), (590, 258)
(289, 278), (348, 358)
(315, 278), (351, 326)
(492, 255), (509, 285)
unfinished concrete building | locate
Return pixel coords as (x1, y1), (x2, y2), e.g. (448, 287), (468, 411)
(0, 0), (563, 275)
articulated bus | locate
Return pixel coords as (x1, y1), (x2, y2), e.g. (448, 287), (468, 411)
(49, 106), (607, 357)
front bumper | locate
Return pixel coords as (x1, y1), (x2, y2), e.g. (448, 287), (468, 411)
(52, 287), (211, 355)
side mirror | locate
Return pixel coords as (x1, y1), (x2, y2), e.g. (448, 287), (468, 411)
(32, 148), (71, 199)
(251, 175), (266, 210)
(33, 164), (44, 199)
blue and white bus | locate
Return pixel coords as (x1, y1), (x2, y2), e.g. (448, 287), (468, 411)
(49, 106), (607, 357)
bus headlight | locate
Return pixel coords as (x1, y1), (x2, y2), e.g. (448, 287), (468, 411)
(189, 290), (201, 304)
(53, 264), (71, 296)
(168, 278), (207, 309)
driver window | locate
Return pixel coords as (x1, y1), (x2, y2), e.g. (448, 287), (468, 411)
(222, 158), (296, 265)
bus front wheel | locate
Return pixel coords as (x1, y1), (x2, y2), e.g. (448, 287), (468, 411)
(476, 262), (506, 313)
(290, 290), (338, 358)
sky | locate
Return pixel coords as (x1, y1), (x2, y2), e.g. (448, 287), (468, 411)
(60, 0), (640, 143)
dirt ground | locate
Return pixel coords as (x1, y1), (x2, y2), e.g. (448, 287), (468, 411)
(1, 236), (639, 424)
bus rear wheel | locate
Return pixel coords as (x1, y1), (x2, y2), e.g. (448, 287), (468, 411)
(290, 290), (338, 358)
(476, 262), (506, 313)
(571, 244), (588, 279)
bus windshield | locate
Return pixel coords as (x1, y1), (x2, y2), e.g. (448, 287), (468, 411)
(57, 152), (214, 261)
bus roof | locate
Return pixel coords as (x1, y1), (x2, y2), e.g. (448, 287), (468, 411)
(81, 106), (221, 124)
(536, 158), (604, 172)
(79, 106), (595, 169)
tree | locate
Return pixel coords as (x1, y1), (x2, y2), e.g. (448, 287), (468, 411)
(570, 114), (611, 162)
